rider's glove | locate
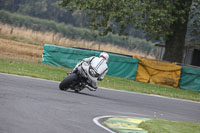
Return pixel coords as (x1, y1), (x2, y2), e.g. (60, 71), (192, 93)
(97, 77), (102, 81)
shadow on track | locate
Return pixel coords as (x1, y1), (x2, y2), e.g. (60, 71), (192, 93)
(66, 90), (128, 104)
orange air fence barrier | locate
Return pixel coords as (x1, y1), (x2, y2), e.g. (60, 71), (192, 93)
(134, 56), (182, 88)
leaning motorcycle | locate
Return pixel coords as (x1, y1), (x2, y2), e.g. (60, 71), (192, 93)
(59, 61), (98, 93)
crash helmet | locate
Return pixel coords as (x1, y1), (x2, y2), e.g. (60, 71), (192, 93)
(99, 52), (109, 62)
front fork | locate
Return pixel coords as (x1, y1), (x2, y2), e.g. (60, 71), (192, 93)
(68, 70), (96, 92)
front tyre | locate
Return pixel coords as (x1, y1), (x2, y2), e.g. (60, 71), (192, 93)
(59, 73), (78, 91)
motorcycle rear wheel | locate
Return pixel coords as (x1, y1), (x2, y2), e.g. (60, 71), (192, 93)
(59, 73), (78, 91)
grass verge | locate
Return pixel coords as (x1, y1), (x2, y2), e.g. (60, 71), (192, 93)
(139, 119), (200, 133)
(0, 23), (155, 58)
(0, 57), (200, 102)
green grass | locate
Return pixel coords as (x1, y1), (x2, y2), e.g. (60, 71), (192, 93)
(100, 76), (200, 102)
(0, 57), (200, 102)
(139, 119), (200, 133)
(0, 58), (69, 81)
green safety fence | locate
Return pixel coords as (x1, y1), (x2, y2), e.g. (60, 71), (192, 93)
(42, 44), (139, 80)
(179, 66), (200, 91)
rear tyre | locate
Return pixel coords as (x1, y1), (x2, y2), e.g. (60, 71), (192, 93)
(59, 73), (78, 91)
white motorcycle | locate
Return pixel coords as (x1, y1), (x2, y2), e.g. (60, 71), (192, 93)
(59, 61), (98, 93)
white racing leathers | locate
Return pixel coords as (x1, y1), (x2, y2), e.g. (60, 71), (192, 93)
(75, 56), (108, 89)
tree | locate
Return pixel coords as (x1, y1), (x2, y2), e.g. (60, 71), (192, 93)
(60, 0), (200, 63)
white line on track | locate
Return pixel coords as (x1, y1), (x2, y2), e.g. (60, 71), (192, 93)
(93, 115), (150, 133)
(0, 72), (59, 83)
(93, 116), (116, 133)
(1, 72), (199, 104)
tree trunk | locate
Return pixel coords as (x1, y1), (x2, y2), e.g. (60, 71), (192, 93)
(163, 0), (192, 63)
(163, 22), (188, 63)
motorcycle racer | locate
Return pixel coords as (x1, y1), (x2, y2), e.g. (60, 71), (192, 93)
(73, 52), (109, 90)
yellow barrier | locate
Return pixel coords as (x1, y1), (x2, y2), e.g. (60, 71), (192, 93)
(134, 56), (182, 88)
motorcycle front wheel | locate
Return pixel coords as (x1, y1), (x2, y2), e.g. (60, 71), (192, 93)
(59, 73), (78, 91)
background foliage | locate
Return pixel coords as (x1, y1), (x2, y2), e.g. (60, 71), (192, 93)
(1, 0), (199, 62)
(0, 0), (199, 42)
(0, 10), (155, 54)
(59, 0), (200, 62)
(0, 0), (155, 39)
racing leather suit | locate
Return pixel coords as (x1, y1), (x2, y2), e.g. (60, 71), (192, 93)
(74, 56), (108, 89)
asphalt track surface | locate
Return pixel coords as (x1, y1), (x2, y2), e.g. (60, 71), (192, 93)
(0, 73), (200, 133)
